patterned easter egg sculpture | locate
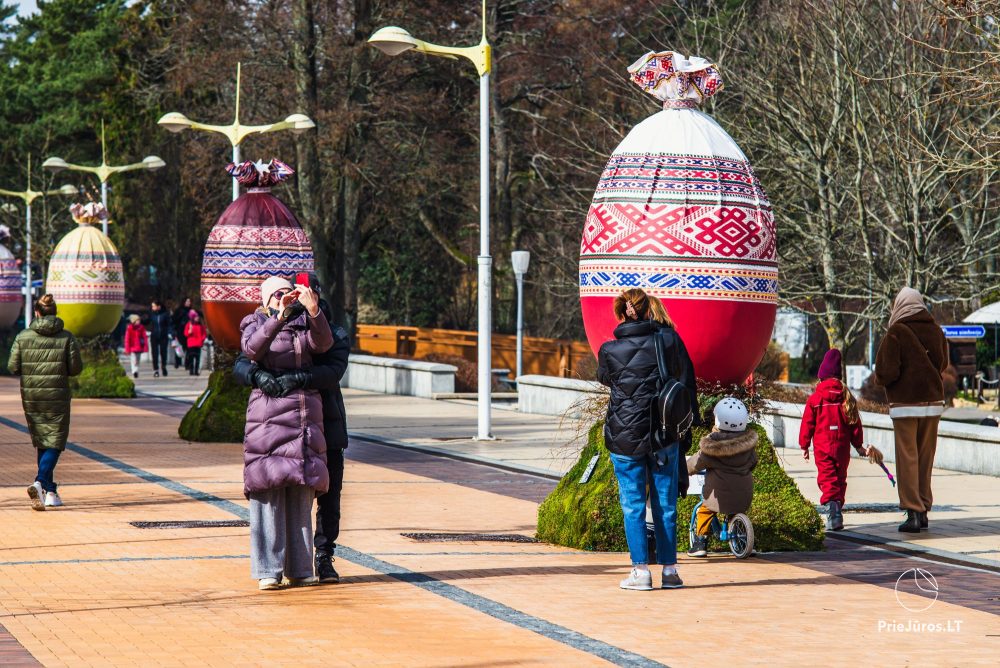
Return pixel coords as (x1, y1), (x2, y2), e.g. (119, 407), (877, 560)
(200, 159), (314, 351)
(46, 203), (125, 337)
(579, 51), (777, 384)
(0, 236), (21, 329)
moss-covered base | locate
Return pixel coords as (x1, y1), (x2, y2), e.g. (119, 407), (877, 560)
(537, 423), (824, 554)
(178, 359), (249, 443)
(70, 345), (135, 398)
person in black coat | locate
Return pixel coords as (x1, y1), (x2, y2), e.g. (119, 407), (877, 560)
(149, 300), (173, 378)
(597, 288), (699, 592)
(233, 284), (350, 584)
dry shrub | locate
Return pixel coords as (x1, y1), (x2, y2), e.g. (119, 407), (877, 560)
(754, 341), (787, 381)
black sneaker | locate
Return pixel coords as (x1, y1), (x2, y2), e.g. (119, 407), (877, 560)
(316, 556), (340, 584)
(154, 370), (160, 378)
(687, 535), (708, 558)
(133, 371), (138, 379)
(918, 511), (928, 530)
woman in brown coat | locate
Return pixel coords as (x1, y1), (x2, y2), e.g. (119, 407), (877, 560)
(875, 287), (948, 533)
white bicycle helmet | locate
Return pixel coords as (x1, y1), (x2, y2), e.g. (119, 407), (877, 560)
(714, 397), (749, 432)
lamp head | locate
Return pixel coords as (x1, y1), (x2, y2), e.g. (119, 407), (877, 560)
(157, 112), (193, 133)
(368, 26), (419, 56)
(42, 157), (69, 172)
(142, 156), (166, 170)
(511, 250), (530, 275)
(58, 185), (79, 196)
(283, 113), (316, 133)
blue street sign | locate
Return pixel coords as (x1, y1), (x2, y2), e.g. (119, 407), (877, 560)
(941, 325), (986, 339)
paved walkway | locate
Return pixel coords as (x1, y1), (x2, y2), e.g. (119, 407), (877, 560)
(0, 379), (997, 666)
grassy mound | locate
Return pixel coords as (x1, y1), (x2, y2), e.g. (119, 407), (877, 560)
(71, 346), (135, 398)
(537, 422), (824, 554)
(178, 362), (249, 443)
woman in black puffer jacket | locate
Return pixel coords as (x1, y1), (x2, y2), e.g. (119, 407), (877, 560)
(597, 288), (699, 591)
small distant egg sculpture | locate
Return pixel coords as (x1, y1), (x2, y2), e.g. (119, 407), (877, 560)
(200, 159), (314, 351)
(46, 203), (125, 337)
(0, 235), (21, 329)
(579, 51), (778, 385)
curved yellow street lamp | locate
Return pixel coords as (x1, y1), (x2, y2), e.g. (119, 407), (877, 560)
(0, 155), (78, 327)
(368, 1), (495, 440)
(43, 121), (165, 236)
(157, 63), (316, 201)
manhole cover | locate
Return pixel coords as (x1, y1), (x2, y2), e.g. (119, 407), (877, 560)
(130, 520), (249, 529)
(401, 532), (538, 543)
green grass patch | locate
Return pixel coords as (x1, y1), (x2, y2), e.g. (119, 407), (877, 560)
(537, 422), (824, 554)
(70, 346), (135, 398)
(178, 364), (249, 443)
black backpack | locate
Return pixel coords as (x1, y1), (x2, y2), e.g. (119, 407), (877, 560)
(652, 329), (694, 444)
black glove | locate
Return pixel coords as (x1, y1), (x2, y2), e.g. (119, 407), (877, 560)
(252, 367), (284, 398)
(277, 369), (311, 395)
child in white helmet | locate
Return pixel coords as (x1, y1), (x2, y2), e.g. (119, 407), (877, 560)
(685, 397), (758, 557)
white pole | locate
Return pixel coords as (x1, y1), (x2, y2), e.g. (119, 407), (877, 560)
(476, 72), (493, 440)
(232, 144), (241, 201)
(24, 204), (31, 328)
(100, 180), (109, 236)
(516, 272), (524, 380)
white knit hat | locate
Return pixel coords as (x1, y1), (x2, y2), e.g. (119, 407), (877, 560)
(260, 276), (293, 307)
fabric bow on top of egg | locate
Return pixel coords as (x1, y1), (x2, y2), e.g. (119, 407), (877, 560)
(69, 201), (110, 225)
(627, 51), (723, 107)
(226, 159), (295, 187)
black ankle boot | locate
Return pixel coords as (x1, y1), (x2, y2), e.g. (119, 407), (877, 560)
(918, 511), (928, 530)
(898, 510), (921, 533)
(315, 554), (340, 583)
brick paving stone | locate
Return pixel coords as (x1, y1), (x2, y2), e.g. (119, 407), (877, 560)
(0, 378), (996, 667)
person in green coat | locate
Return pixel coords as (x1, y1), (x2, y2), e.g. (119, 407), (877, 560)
(8, 294), (83, 510)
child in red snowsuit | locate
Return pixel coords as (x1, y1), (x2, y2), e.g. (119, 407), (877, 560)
(799, 349), (868, 531)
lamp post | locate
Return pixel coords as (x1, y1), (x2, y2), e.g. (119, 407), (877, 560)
(0, 156), (78, 327)
(43, 121), (166, 236)
(511, 250), (530, 381)
(157, 63), (316, 201)
(368, 1), (494, 439)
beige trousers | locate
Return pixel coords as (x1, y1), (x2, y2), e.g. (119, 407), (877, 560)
(891, 416), (940, 512)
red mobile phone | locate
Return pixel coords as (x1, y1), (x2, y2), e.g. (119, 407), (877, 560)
(295, 272), (310, 288)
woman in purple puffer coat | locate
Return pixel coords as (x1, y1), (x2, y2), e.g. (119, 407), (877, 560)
(241, 275), (333, 590)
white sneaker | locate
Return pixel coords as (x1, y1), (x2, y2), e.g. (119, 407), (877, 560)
(44, 491), (63, 507)
(258, 578), (281, 591)
(27, 482), (45, 511)
(619, 567), (653, 591)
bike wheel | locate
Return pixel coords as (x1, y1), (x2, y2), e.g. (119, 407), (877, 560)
(727, 513), (755, 559)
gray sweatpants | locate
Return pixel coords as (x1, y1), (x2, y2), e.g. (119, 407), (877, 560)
(248, 485), (315, 580)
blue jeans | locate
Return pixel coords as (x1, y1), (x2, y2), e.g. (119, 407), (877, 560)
(610, 446), (679, 566)
(36, 448), (62, 493)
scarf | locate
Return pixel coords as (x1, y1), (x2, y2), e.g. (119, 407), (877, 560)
(887, 287), (926, 329)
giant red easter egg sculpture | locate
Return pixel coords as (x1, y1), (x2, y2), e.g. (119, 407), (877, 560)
(579, 52), (777, 384)
(200, 159), (314, 351)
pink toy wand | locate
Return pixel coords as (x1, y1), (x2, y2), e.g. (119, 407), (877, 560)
(865, 445), (896, 487)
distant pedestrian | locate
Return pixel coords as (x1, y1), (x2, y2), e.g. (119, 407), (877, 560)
(875, 287), (948, 533)
(149, 300), (172, 378)
(124, 314), (148, 379)
(172, 297), (192, 369)
(184, 310), (207, 376)
(7, 294), (83, 510)
(241, 276), (333, 590)
(597, 288), (699, 591)
(798, 349), (868, 531)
